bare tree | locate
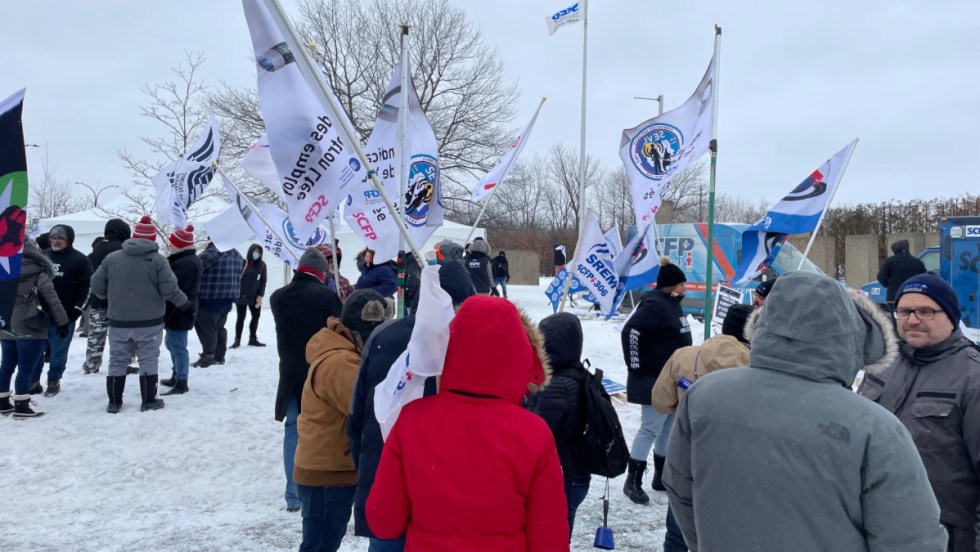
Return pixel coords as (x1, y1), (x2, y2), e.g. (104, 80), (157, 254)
(28, 153), (86, 219)
(480, 157), (549, 230)
(712, 193), (768, 224)
(545, 143), (605, 231)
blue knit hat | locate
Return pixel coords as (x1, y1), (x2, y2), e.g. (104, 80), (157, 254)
(896, 274), (960, 327)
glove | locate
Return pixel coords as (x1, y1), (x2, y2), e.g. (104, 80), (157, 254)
(179, 302), (194, 314)
(57, 324), (70, 338)
(255, 296), (263, 308)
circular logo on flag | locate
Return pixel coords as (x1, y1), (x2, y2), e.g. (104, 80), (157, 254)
(404, 154), (439, 228)
(348, 158), (361, 172)
(629, 123), (683, 180)
(282, 219), (328, 249)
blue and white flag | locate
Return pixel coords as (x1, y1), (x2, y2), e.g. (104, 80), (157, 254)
(568, 211), (618, 314)
(731, 139), (857, 285)
(606, 222), (662, 318)
(152, 114), (221, 227)
(544, 221), (621, 313)
(546, 2), (582, 35)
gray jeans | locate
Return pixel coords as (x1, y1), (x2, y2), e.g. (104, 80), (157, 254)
(630, 404), (674, 461)
(107, 325), (164, 377)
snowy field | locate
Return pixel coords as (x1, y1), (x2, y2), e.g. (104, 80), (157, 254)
(2, 278), (705, 551)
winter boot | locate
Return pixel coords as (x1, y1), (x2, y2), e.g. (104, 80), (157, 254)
(139, 374), (165, 412)
(160, 375), (177, 387)
(229, 336), (241, 349)
(248, 336), (266, 347)
(623, 458), (650, 505)
(213, 356), (225, 365)
(192, 353), (215, 368)
(651, 453), (667, 492)
(0, 391), (12, 415)
(162, 380), (188, 396)
(12, 395), (44, 418)
(43, 380), (61, 398)
(106, 375), (126, 414)
(29, 381), (43, 395)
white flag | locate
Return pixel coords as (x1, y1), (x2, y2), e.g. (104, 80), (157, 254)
(471, 102), (543, 202)
(375, 264), (455, 440)
(546, 2), (582, 35)
(241, 133), (285, 202)
(204, 173), (331, 266)
(568, 211), (619, 314)
(152, 114), (221, 227)
(242, 0), (363, 244)
(620, 56), (715, 226)
(344, 61), (442, 263)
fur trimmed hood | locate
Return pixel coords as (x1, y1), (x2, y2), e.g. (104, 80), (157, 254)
(745, 272), (899, 386)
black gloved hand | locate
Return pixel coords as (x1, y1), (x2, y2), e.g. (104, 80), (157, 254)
(57, 324), (70, 338)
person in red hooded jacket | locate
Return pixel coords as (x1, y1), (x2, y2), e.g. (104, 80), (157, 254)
(366, 296), (569, 551)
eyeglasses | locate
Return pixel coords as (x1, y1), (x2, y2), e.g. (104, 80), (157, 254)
(894, 307), (940, 321)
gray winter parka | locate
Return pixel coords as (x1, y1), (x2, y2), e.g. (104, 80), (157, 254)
(1, 242), (69, 339)
(859, 329), (980, 548)
(663, 271), (948, 552)
(90, 239), (189, 328)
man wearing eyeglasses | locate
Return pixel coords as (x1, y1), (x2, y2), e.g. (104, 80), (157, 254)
(859, 274), (980, 552)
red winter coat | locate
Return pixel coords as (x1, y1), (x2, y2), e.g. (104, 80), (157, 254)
(367, 296), (569, 551)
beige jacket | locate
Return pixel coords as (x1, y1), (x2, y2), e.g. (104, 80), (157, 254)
(652, 334), (749, 414)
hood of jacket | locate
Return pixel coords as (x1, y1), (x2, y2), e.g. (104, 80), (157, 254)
(122, 238), (159, 257)
(21, 241), (54, 278)
(538, 312), (583, 373)
(469, 238), (490, 255)
(435, 240), (465, 264)
(440, 296), (550, 404)
(891, 239), (910, 255)
(104, 219), (131, 242)
(49, 224), (76, 246)
(746, 271), (897, 386)
(306, 317), (358, 365)
(697, 334), (750, 372)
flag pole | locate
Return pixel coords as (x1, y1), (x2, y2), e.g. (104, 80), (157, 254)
(265, 0), (424, 268)
(327, 213), (341, 293)
(395, 23), (411, 319)
(797, 138), (859, 269)
(702, 25), (722, 340)
(464, 96), (547, 245)
(558, 0), (589, 313)
(214, 163), (301, 265)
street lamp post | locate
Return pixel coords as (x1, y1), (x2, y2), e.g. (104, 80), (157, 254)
(76, 182), (120, 208)
(633, 94), (664, 116)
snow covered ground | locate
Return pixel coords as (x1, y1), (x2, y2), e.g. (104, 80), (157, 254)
(2, 279), (705, 551)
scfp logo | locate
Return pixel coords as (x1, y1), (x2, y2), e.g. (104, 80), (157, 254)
(552, 3), (579, 20)
(964, 225), (980, 237)
(630, 123), (683, 180)
(661, 237), (695, 258)
(782, 169), (827, 202)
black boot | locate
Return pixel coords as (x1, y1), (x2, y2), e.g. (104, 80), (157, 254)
(623, 458), (650, 504)
(13, 395), (44, 418)
(248, 336), (266, 347)
(29, 381), (43, 395)
(160, 375), (177, 387)
(652, 453), (666, 492)
(106, 375), (126, 414)
(139, 374), (165, 412)
(229, 337), (241, 349)
(0, 392), (13, 415)
(192, 353), (215, 368)
(162, 380), (188, 396)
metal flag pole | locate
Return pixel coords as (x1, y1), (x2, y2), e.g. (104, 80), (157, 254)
(797, 138), (859, 268)
(464, 96), (548, 245)
(327, 213), (341, 294)
(558, 0), (589, 313)
(702, 25), (722, 340)
(214, 163), (301, 266)
(265, 0), (424, 268)
(395, 23), (411, 319)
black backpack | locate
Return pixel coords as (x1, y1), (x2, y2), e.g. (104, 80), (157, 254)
(572, 365), (629, 478)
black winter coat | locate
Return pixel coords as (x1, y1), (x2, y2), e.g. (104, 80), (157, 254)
(491, 255), (509, 279)
(87, 219), (130, 309)
(165, 249), (203, 331)
(621, 290), (692, 404)
(465, 251), (493, 293)
(237, 244), (267, 306)
(877, 251), (927, 303)
(348, 315), (437, 537)
(44, 243), (92, 322)
(269, 272), (343, 421)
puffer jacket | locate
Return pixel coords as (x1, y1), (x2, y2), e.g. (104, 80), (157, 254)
(527, 312), (591, 482)
(90, 239), (189, 328)
(465, 238), (493, 294)
(293, 318), (361, 487)
(859, 329), (980, 544)
(663, 271), (947, 552)
(651, 334), (749, 414)
(1, 242), (69, 339)
(367, 296), (569, 551)
(621, 289), (692, 404)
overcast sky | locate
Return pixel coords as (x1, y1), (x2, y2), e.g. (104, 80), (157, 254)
(7, 0), (980, 211)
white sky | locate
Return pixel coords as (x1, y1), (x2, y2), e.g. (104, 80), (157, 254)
(6, 0), (980, 209)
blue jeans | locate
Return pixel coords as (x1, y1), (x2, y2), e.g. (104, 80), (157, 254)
(630, 406), (674, 460)
(38, 321), (75, 383)
(284, 397), (300, 509)
(368, 537), (406, 552)
(165, 330), (189, 380)
(664, 507), (689, 551)
(297, 484), (356, 552)
(565, 477), (591, 538)
(1, 339), (46, 395)
(494, 277), (508, 298)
